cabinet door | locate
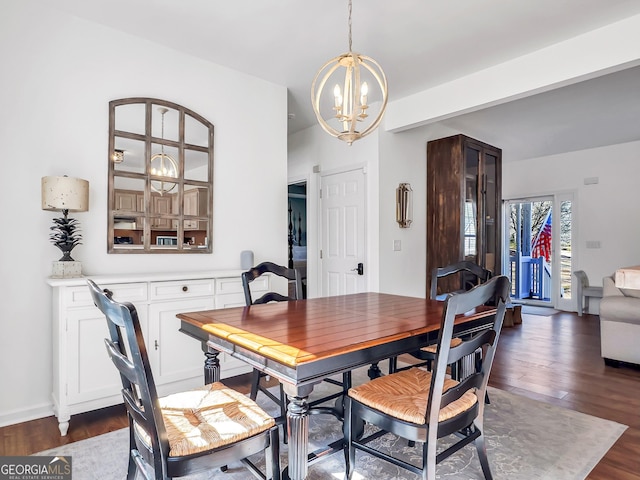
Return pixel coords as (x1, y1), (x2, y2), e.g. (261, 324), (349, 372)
(66, 305), (149, 403)
(463, 143), (481, 264)
(464, 141), (501, 273)
(151, 194), (173, 229)
(136, 194), (145, 213)
(114, 190), (137, 212)
(148, 297), (214, 386)
(183, 189), (201, 230)
(481, 149), (500, 274)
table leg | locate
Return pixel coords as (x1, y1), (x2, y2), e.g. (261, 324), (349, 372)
(283, 384), (314, 480)
(202, 343), (220, 384)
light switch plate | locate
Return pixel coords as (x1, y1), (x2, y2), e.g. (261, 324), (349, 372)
(393, 240), (401, 251)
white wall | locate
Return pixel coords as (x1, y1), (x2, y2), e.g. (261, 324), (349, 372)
(503, 141), (640, 284)
(0, 1), (288, 425)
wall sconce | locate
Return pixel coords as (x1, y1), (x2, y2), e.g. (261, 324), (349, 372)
(112, 149), (124, 164)
(41, 175), (90, 277)
(396, 183), (413, 228)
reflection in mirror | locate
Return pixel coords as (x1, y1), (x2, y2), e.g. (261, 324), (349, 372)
(114, 103), (145, 135)
(151, 105), (179, 142)
(150, 143), (179, 194)
(108, 98), (214, 254)
(185, 113), (210, 147)
(113, 176), (145, 249)
(113, 137), (145, 174)
(184, 149), (209, 182)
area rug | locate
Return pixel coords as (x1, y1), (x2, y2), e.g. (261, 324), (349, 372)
(36, 372), (626, 480)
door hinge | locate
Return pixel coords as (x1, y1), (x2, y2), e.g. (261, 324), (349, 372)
(319, 250), (323, 259)
(319, 189), (322, 199)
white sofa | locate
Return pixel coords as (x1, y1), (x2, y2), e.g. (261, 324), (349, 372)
(599, 275), (640, 366)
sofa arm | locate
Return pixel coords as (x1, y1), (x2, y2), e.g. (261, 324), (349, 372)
(602, 276), (624, 297)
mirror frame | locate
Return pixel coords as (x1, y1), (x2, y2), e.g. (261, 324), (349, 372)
(108, 98), (214, 254)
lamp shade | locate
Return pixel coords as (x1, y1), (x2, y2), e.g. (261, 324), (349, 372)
(41, 176), (89, 212)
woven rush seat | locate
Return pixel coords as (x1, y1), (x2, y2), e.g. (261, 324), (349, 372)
(135, 382), (276, 457)
(421, 336), (463, 354)
(348, 367), (478, 424)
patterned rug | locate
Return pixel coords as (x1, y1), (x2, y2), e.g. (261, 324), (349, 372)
(37, 370), (626, 480)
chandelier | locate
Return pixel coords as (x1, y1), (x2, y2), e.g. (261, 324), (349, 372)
(311, 0), (388, 145)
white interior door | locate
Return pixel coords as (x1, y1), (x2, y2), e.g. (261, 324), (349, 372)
(320, 168), (366, 296)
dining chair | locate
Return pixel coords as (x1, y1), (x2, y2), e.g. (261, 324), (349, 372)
(426, 261), (493, 374)
(242, 261), (302, 430)
(344, 275), (510, 480)
(390, 260), (493, 375)
(430, 260), (493, 301)
(242, 262), (350, 433)
(87, 279), (280, 480)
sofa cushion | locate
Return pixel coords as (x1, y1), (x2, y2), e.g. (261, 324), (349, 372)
(621, 288), (640, 299)
(600, 296), (640, 326)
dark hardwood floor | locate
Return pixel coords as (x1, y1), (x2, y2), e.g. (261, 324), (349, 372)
(1, 311), (639, 478)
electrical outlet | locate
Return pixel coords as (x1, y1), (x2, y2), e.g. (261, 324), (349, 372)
(586, 240), (601, 249)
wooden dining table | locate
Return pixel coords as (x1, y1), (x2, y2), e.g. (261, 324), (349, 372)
(177, 292), (496, 480)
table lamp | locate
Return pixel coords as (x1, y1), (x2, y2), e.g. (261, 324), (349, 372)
(41, 175), (90, 278)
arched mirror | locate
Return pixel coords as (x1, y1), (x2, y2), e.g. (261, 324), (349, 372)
(108, 98), (214, 253)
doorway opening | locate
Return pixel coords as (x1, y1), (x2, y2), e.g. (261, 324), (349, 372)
(288, 181), (307, 298)
(504, 195), (573, 308)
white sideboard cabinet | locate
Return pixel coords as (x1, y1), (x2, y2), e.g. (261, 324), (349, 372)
(47, 270), (266, 436)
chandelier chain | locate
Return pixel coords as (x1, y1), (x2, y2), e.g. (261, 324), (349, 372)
(348, 0), (353, 52)
(160, 109), (166, 156)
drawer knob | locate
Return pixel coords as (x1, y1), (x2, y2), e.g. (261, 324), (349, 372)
(182, 285), (188, 292)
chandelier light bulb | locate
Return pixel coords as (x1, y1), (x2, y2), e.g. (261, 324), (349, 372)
(334, 84), (343, 109)
(361, 81), (368, 101)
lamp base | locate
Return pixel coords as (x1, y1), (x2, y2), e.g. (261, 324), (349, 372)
(51, 261), (82, 278)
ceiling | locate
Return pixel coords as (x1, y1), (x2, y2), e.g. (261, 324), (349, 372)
(41, 0), (640, 160)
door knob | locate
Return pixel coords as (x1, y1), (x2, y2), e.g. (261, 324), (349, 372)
(351, 263), (364, 275)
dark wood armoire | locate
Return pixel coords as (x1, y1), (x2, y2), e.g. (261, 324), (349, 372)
(426, 134), (502, 297)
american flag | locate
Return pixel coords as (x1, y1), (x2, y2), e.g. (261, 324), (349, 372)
(532, 210), (552, 262)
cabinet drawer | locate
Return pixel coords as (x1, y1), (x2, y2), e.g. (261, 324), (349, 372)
(215, 293), (248, 309)
(216, 275), (268, 294)
(65, 283), (147, 307)
(150, 279), (215, 300)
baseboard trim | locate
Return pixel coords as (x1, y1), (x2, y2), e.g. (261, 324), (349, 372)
(0, 403), (54, 428)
